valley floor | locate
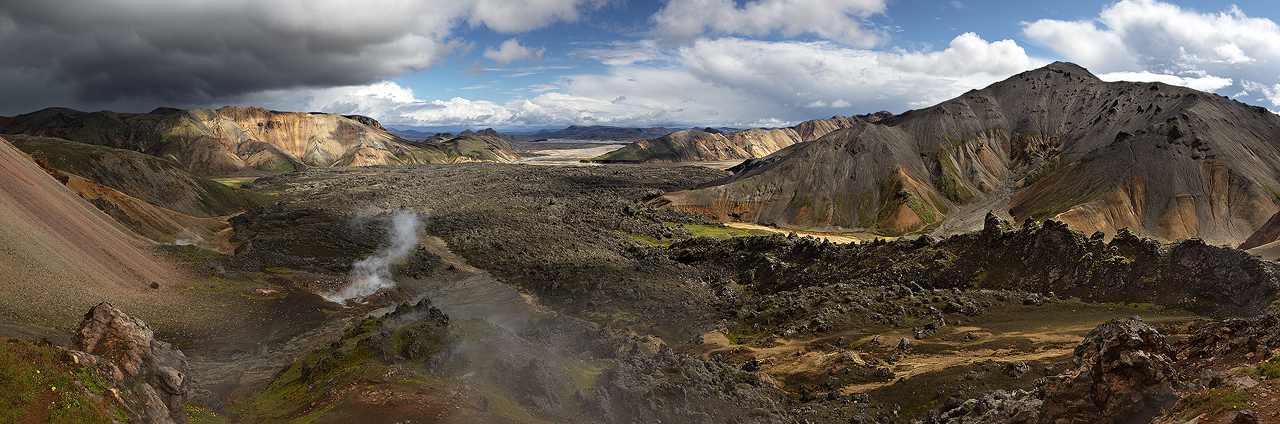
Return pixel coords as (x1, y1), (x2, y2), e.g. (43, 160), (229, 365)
(4, 161), (1277, 423)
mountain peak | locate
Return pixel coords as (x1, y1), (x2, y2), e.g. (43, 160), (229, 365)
(1043, 61), (1096, 79)
(657, 62), (1280, 245)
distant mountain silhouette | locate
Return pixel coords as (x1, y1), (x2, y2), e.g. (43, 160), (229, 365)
(587, 111), (893, 164)
(531, 125), (677, 141)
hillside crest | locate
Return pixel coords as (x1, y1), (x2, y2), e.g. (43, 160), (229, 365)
(656, 62), (1280, 245)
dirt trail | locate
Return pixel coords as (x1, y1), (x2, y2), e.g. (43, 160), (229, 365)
(724, 222), (865, 244)
(839, 348), (1071, 393)
(692, 301), (1200, 400)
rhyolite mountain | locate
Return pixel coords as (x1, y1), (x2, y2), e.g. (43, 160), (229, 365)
(7, 134), (243, 244)
(0, 106), (519, 176)
(5, 134), (268, 218)
(586, 111), (893, 163)
(655, 62), (1280, 245)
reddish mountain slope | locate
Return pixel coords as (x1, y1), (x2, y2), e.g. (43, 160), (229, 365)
(0, 135), (179, 326)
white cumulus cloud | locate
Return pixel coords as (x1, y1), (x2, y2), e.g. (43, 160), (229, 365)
(650, 0), (890, 48)
(1023, 0), (1280, 104)
(317, 33), (1045, 129)
(1097, 71), (1233, 92)
(484, 39), (547, 66)
(878, 32), (1038, 76)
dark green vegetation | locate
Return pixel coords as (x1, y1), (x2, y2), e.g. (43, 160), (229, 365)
(0, 338), (123, 423)
(238, 300), (456, 421)
(625, 222), (775, 246)
(1255, 354), (1280, 378)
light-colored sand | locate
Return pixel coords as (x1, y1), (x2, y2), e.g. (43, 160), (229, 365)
(724, 222), (864, 244)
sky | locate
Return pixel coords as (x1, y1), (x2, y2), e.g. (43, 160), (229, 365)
(2, 0), (1279, 131)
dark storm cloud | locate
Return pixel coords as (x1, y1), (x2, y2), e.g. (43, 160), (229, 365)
(0, 0), (601, 115)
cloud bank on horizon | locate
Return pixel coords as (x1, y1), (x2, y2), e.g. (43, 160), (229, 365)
(0, 0), (1276, 129)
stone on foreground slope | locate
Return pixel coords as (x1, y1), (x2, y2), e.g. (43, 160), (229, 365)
(70, 302), (215, 424)
(657, 62), (1280, 245)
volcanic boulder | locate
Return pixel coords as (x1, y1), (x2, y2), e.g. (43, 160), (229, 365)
(70, 302), (215, 424)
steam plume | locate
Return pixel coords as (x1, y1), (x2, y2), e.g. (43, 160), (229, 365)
(325, 211), (421, 303)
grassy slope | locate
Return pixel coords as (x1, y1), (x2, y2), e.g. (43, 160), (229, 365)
(8, 134), (275, 217)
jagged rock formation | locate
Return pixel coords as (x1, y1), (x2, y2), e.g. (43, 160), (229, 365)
(656, 62), (1280, 244)
(667, 214), (1280, 317)
(70, 302), (217, 424)
(0, 106), (520, 176)
(931, 310), (1280, 424)
(587, 111), (892, 164)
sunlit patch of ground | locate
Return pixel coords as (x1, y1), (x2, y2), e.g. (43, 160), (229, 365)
(693, 298), (1201, 419)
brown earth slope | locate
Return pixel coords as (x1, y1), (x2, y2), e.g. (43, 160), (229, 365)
(0, 106), (519, 176)
(0, 135), (181, 328)
(656, 62), (1280, 244)
(587, 111), (893, 164)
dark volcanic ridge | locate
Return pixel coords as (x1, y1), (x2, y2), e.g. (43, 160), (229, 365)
(658, 62), (1280, 246)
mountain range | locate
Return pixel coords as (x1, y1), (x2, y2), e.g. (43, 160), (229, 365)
(654, 62), (1280, 246)
(587, 111), (894, 164)
(0, 106), (520, 176)
(527, 124), (679, 141)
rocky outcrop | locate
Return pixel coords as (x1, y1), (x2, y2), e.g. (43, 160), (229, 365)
(931, 310), (1280, 424)
(658, 62), (1280, 244)
(1039, 317), (1182, 422)
(70, 302), (217, 424)
(0, 106), (520, 176)
(664, 215), (1280, 316)
(587, 111), (892, 164)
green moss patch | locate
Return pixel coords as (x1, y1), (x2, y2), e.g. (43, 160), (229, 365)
(0, 338), (123, 424)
